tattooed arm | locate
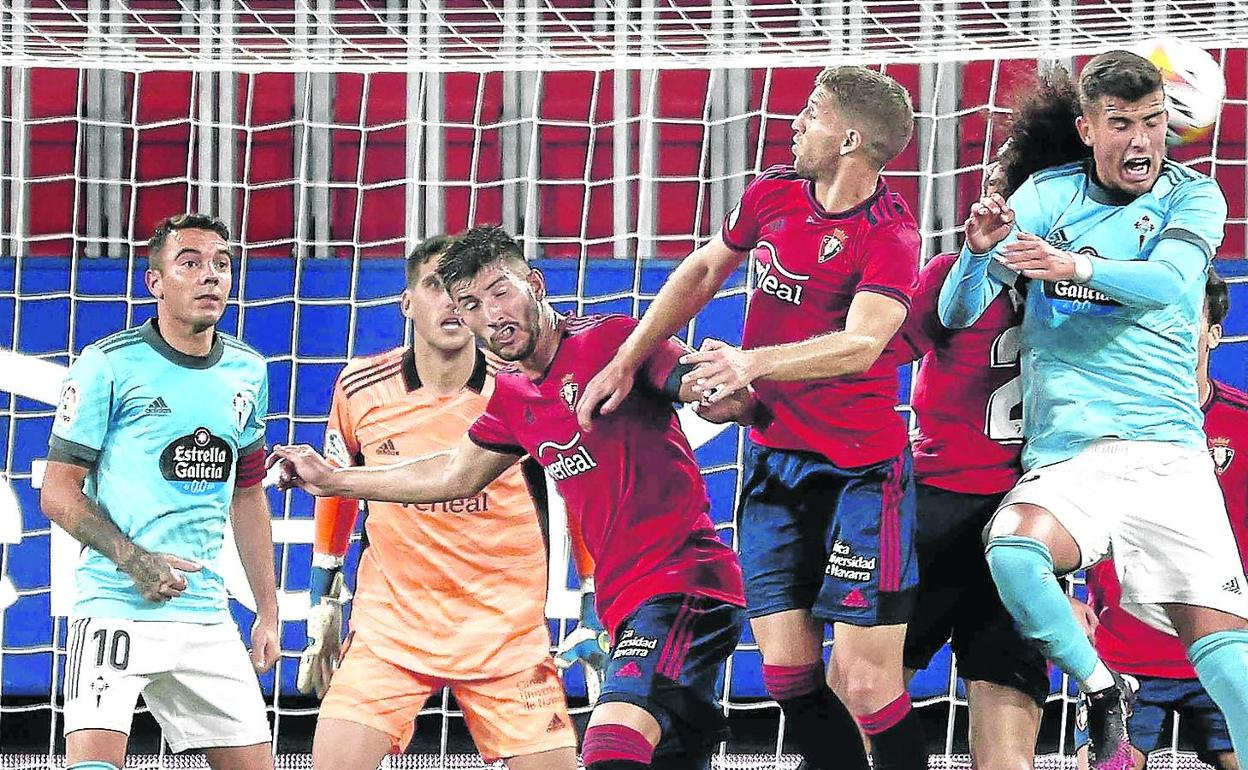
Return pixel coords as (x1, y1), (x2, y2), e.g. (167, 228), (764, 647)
(41, 460), (201, 602)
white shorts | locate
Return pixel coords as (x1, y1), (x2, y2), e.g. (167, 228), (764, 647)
(63, 618), (270, 753)
(992, 440), (1248, 634)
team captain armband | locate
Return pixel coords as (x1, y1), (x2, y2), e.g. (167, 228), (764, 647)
(236, 447), (266, 487)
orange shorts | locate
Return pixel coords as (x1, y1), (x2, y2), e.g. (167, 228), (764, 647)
(319, 633), (576, 762)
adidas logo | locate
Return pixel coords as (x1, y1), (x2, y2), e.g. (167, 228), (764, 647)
(144, 397), (172, 416)
(376, 439), (399, 456)
(1223, 578), (1242, 595)
(616, 661), (643, 678)
(841, 587), (870, 609)
(546, 714), (565, 733)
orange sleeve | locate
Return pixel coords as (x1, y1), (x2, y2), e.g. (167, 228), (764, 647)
(566, 506), (596, 580)
(314, 373), (363, 558)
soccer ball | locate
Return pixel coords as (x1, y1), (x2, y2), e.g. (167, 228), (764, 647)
(1133, 37), (1226, 146)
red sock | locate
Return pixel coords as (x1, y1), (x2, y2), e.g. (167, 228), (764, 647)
(582, 724), (654, 767)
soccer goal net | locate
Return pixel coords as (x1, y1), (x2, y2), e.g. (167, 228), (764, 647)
(0, 1), (1246, 767)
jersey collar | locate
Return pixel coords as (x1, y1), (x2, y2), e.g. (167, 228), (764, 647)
(802, 177), (887, 220)
(140, 318), (224, 369)
(401, 346), (489, 394)
(1085, 161), (1140, 207)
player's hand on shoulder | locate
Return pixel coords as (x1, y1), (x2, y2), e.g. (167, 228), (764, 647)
(964, 192), (1016, 254)
(120, 549), (201, 603)
(268, 444), (336, 496)
(1000, 232), (1080, 282)
(681, 338), (755, 403)
(298, 569), (347, 699)
(577, 356), (639, 433)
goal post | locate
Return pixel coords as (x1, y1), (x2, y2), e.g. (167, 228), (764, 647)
(1, 2), (1246, 767)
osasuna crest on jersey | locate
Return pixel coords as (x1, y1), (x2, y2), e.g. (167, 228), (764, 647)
(231, 390), (254, 433)
(1211, 438), (1236, 475)
(819, 228), (847, 263)
(559, 374), (579, 411)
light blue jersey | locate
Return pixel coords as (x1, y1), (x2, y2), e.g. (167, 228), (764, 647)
(939, 160), (1227, 471)
(48, 319), (268, 621)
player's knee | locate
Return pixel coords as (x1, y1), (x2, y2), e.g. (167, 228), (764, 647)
(582, 723), (655, 770)
(832, 662), (902, 714)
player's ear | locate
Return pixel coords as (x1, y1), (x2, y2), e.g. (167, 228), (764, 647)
(840, 128), (861, 156)
(527, 267), (547, 301)
(1209, 322), (1224, 351)
(1075, 114), (1093, 147)
(145, 267), (163, 301)
(399, 287), (414, 320)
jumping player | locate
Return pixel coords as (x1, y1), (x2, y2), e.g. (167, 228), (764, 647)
(577, 66), (923, 770)
(940, 50), (1248, 769)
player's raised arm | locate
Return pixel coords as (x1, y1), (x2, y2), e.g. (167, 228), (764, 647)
(269, 432), (518, 505)
(576, 236), (745, 430)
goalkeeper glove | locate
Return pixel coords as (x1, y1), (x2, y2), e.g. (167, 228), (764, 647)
(298, 557), (347, 699)
(554, 579), (609, 704)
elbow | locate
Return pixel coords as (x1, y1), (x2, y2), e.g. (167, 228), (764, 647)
(40, 485), (69, 527)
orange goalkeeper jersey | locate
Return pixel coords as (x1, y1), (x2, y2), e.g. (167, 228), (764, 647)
(317, 346), (551, 679)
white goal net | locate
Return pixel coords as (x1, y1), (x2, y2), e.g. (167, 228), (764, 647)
(1, 1), (1246, 767)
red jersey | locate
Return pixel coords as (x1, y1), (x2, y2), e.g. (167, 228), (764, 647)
(1087, 379), (1248, 678)
(890, 252), (1024, 495)
(467, 314), (745, 637)
(722, 165), (920, 468)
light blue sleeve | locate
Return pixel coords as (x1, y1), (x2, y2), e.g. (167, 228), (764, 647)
(938, 174), (1048, 328)
(48, 345), (115, 466)
(1083, 178), (1225, 309)
(1159, 176), (1227, 259)
(239, 364), (269, 454)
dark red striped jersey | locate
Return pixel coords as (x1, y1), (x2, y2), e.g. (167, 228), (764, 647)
(467, 314), (745, 638)
(1088, 379), (1248, 678)
(888, 251), (1025, 494)
(722, 165), (920, 468)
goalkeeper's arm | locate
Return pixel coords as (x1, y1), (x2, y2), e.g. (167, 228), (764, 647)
(297, 495), (359, 698)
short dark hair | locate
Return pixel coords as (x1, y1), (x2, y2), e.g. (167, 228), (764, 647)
(148, 213), (231, 268)
(437, 225), (528, 292)
(1079, 51), (1163, 111)
(815, 66), (915, 168)
(1206, 268), (1230, 327)
(998, 66), (1090, 198)
(405, 234), (454, 286)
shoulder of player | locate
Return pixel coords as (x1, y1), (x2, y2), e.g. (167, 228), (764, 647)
(744, 164), (805, 202)
(1029, 161), (1087, 189)
(1159, 161), (1221, 200)
(335, 346), (407, 398)
(918, 251), (959, 282)
(1212, 380), (1248, 415)
(217, 332), (265, 365)
(91, 326), (146, 357)
(563, 312), (637, 339)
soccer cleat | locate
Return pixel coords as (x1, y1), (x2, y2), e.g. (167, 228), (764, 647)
(1086, 671), (1138, 770)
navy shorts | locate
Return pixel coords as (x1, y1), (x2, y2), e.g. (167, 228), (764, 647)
(1075, 676), (1233, 763)
(738, 440), (918, 626)
(598, 594), (745, 761)
(903, 484), (1050, 706)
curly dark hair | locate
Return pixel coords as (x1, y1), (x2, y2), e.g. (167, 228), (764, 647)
(436, 225), (529, 291)
(1206, 267), (1230, 327)
(147, 213), (231, 269)
(405, 234), (455, 286)
(997, 66), (1089, 199)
